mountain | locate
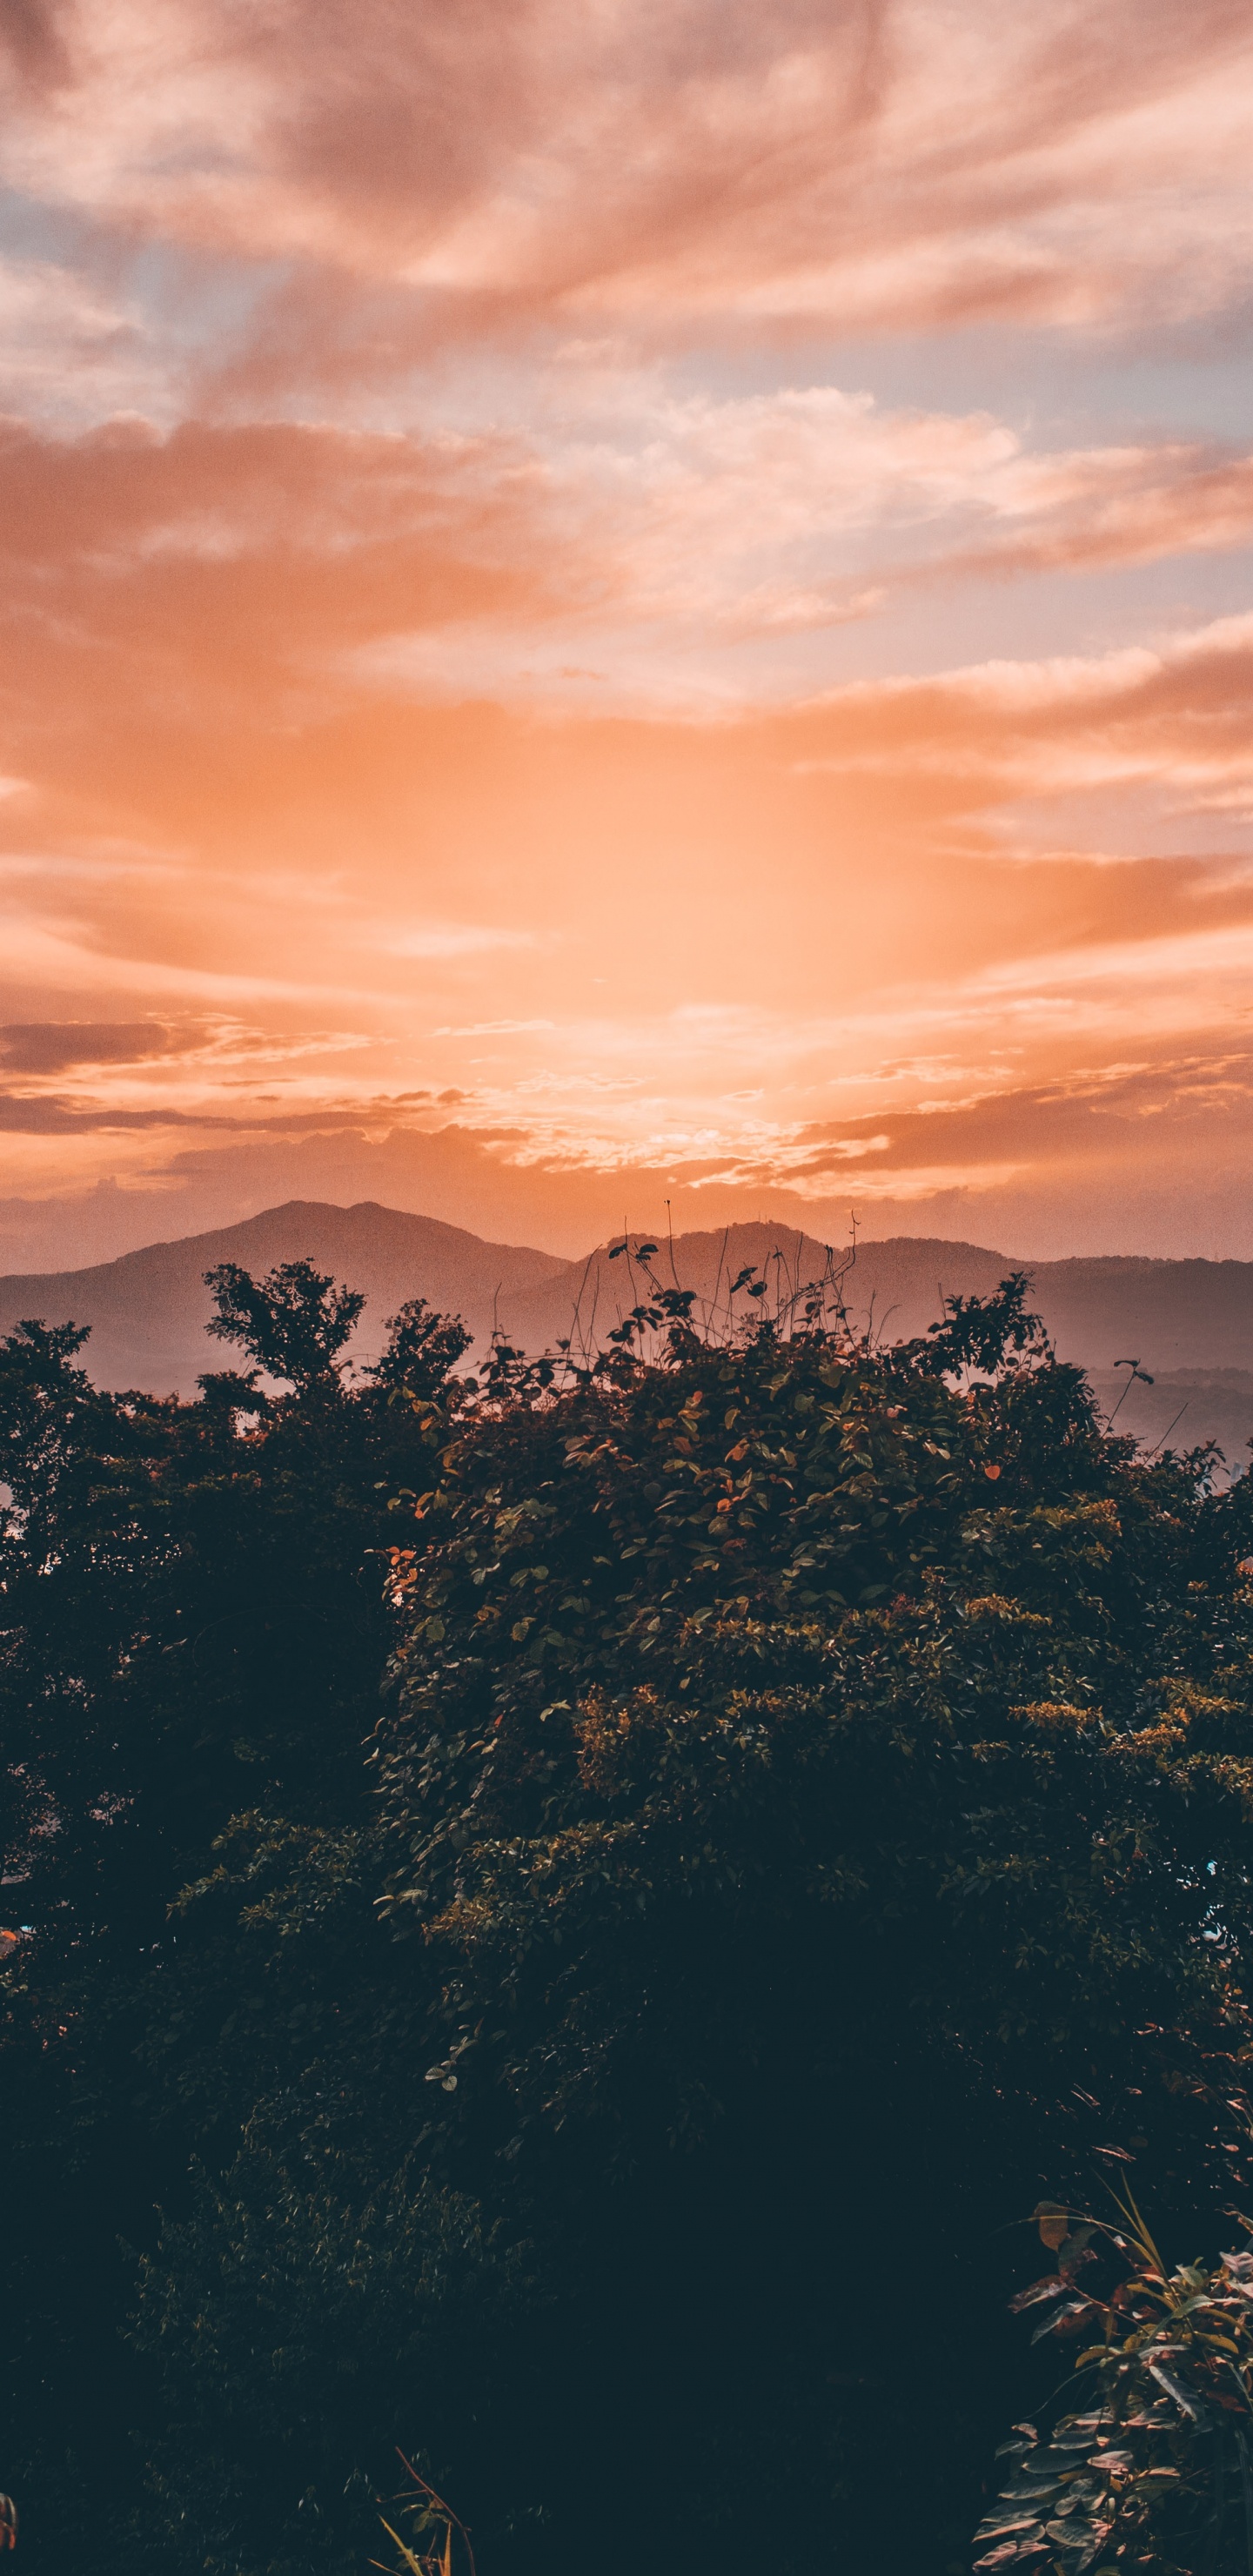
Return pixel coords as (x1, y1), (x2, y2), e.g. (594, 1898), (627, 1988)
(0, 1201), (568, 1395)
(2, 1200), (1252, 1466)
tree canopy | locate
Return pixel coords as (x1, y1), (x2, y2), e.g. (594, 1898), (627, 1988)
(3, 1257), (1253, 2574)
(202, 1256), (368, 1388)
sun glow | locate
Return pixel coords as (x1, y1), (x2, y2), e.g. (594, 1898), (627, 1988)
(0, 0), (1251, 1268)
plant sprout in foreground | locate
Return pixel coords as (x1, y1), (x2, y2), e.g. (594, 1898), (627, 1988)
(976, 2190), (1253, 2573)
(374, 2454), (477, 2576)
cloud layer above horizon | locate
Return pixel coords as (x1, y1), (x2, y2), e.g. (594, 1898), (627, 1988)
(2, 0), (1253, 1271)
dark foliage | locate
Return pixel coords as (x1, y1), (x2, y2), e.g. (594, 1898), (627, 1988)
(0, 1282), (471, 2573)
(979, 2194), (1253, 2573)
(4, 1261), (1253, 2575)
(202, 1256), (368, 1389)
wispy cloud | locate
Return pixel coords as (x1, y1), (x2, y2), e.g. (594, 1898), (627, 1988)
(0, 0), (1250, 1261)
(4, 0), (1253, 339)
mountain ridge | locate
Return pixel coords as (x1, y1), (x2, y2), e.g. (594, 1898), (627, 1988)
(0, 1200), (568, 1396)
(3, 1197), (1253, 1462)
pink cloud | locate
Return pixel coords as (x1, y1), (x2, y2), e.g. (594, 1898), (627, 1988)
(0, 8), (1250, 1262)
(787, 612), (1253, 813)
(1, 399), (1248, 764)
(2, 0), (1251, 343)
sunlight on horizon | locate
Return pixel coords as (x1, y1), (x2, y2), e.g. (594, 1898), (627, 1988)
(1, 0), (1252, 1268)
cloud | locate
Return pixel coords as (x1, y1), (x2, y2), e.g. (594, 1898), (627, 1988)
(437, 1018), (557, 1036)
(0, 1094), (229, 1131)
(0, 1018), (181, 1071)
(785, 609), (1253, 816)
(1, 548), (1251, 1231)
(518, 391), (1253, 648)
(10, 1030), (1253, 1272)
(382, 925), (537, 960)
(3, 0), (1252, 346)
(0, 0), (1252, 1271)
(2, 398), (1251, 778)
(710, 1050), (1253, 1188)
(0, 250), (166, 426)
(0, 411), (541, 598)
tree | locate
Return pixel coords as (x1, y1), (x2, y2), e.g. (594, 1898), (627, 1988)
(359, 1287), (1253, 2573)
(367, 1296), (472, 1396)
(8, 1267), (1253, 2576)
(0, 1271), (472, 2575)
(203, 1258), (366, 1389)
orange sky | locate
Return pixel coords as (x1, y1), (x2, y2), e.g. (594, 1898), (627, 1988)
(2, 0), (1253, 1268)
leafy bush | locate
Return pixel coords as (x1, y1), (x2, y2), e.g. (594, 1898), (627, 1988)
(6, 1260), (1253, 2572)
(0, 1284), (472, 2573)
(362, 1276), (1253, 2569)
(979, 2190), (1253, 2573)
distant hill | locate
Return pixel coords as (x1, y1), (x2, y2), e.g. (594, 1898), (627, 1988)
(2, 1201), (1252, 1466)
(0, 1201), (568, 1394)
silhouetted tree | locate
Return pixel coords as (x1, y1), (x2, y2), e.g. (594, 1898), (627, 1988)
(366, 1295), (472, 1394)
(0, 1265), (471, 2575)
(203, 1257), (366, 1388)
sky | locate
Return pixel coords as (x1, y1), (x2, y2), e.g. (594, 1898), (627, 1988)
(2, 0), (1253, 1271)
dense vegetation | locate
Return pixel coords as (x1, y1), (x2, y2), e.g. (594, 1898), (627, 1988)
(4, 1249), (1253, 2574)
